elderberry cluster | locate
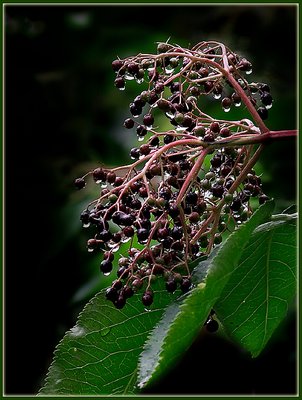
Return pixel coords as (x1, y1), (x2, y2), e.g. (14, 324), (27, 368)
(74, 41), (270, 309)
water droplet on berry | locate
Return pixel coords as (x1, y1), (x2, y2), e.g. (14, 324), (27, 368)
(87, 247), (94, 253)
(83, 222), (90, 228)
(223, 106), (231, 112)
(103, 272), (111, 277)
(118, 86), (125, 91)
(136, 77), (144, 84)
(147, 64), (155, 72)
(165, 111), (174, 119)
(265, 103), (273, 109)
(245, 69), (252, 75)
(234, 101), (241, 107)
(176, 126), (187, 132)
(144, 308), (152, 312)
(137, 135), (144, 142)
(121, 236), (131, 243)
(124, 72), (135, 81)
(213, 93), (222, 100)
(165, 66), (175, 74)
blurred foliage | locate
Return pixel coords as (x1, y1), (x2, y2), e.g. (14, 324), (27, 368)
(5, 5), (297, 395)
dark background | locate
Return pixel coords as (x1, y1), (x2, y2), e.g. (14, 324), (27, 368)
(4, 4), (297, 395)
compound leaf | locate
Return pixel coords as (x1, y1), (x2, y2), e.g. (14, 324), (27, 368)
(39, 283), (178, 395)
(137, 200), (274, 389)
(215, 212), (297, 357)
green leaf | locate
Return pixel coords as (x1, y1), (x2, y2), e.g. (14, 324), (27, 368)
(39, 283), (178, 395)
(215, 212), (297, 357)
(137, 200), (275, 389)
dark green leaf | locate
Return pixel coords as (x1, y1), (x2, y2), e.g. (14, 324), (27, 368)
(137, 200), (275, 389)
(39, 283), (178, 395)
(215, 212), (297, 357)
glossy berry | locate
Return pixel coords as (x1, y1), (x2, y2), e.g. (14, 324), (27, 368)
(166, 278), (177, 293)
(114, 77), (125, 89)
(171, 226), (183, 240)
(143, 114), (154, 126)
(260, 92), (273, 107)
(114, 295), (126, 309)
(127, 62), (139, 75)
(186, 192), (198, 205)
(98, 230), (112, 242)
(180, 277), (191, 293)
(136, 125), (147, 137)
(220, 127), (231, 137)
(100, 260), (113, 274)
(130, 103), (142, 117)
(130, 147), (140, 159)
(222, 97), (232, 110)
(137, 228), (149, 243)
(93, 167), (107, 182)
(123, 286), (134, 299)
(112, 59), (124, 72)
(230, 198), (242, 211)
(259, 194), (270, 204)
(105, 287), (118, 302)
(123, 118), (135, 129)
(107, 172), (116, 184)
(212, 184), (224, 198)
(74, 178), (86, 189)
(205, 318), (219, 333)
(142, 290), (154, 306)
(257, 106), (268, 120)
(204, 132), (215, 142)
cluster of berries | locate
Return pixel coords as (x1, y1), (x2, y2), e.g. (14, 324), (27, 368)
(74, 41), (270, 309)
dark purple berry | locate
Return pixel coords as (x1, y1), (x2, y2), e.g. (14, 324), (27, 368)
(123, 226), (134, 237)
(105, 287), (118, 302)
(136, 125), (147, 137)
(204, 132), (215, 142)
(259, 194), (270, 204)
(171, 226), (183, 240)
(137, 228), (149, 243)
(100, 260), (113, 274)
(107, 172), (116, 184)
(143, 114), (154, 127)
(130, 147), (140, 159)
(186, 192), (198, 205)
(114, 295), (126, 309)
(127, 62), (139, 75)
(205, 318), (219, 333)
(257, 107), (268, 120)
(123, 118), (135, 129)
(112, 59), (124, 72)
(93, 167), (107, 182)
(164, 134), (174, 144)
(180, 278), (191, 293)
(212, 184), (224, 198)
(260, 92), (273, 106)
(142, 290), (154, 306)
(210, 154), (222, 168)
(230, 198), (242, 211)
(98, 230), (112, 242)
(222, 97), (232, 110)
(114, 77), (125, 89)
(130, 103), (142, 117)
(123, 286), (134, 299)
(166, 278), (177, 293)
(74, 177), (86, 190)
